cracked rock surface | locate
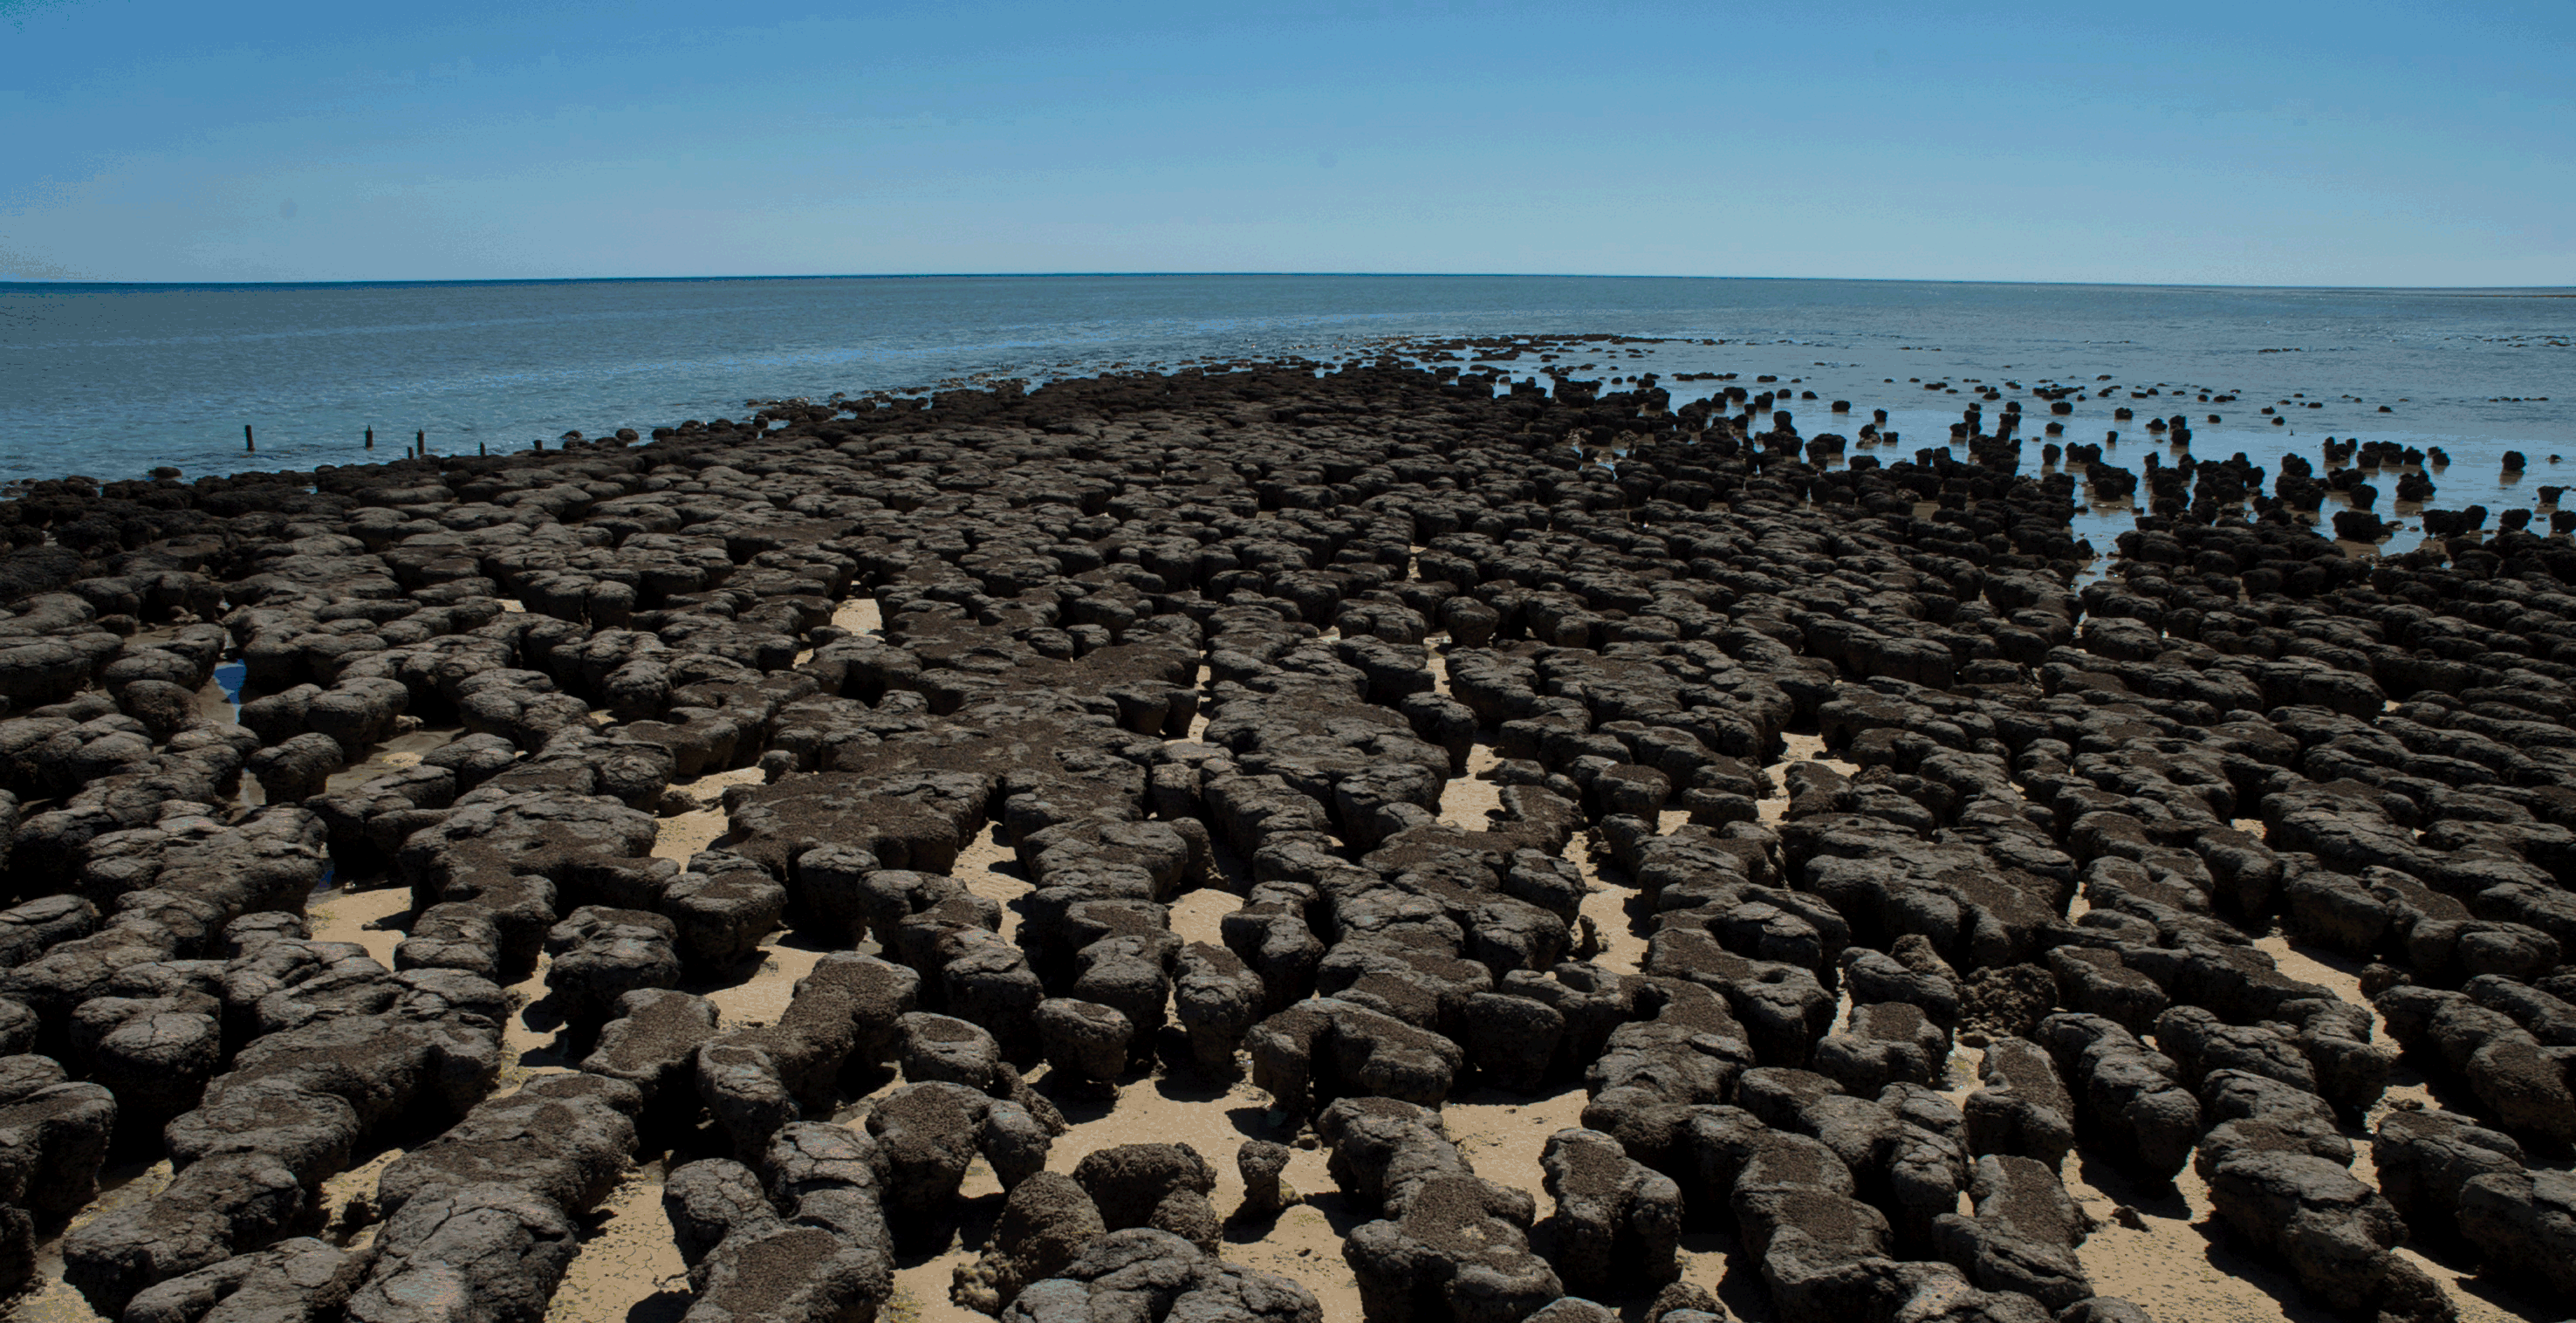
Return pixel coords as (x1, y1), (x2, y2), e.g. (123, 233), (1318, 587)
(0, 350), (2570, 1323)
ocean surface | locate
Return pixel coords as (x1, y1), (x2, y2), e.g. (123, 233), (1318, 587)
(4, 274), (2570, 558)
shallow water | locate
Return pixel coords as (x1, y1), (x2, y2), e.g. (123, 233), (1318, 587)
(5, 275), (2567, 553)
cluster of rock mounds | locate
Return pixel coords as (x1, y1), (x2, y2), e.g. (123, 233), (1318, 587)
(0, 357), (2572, 1323)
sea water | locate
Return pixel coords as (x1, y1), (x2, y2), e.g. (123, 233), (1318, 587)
(5, 275), (2568, 559)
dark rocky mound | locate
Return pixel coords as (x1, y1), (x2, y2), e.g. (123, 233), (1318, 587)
(3, 351), (2573, 1322)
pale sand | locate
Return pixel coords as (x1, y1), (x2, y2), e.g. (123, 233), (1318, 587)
(866, 1072), (1763, 1323)
(2042, 812), (2552, 1323)
(875, 1070), (1355, 1323)
(10, 870), (430, 1322)
(698, 939), (832, 1029)
(652, 807), (733, 863)
(1437, 744), (1505, 831)
(1169, 887), (1240, 949)
(316, 1141), (409, 1253)
(547, 1162), (691, 1323)
(835, 597), (885, 635)
(652, 765), (766, 863)
(1757, 731), (1856, 825)
(1935, 1042), (1988, 1114)
(524, 702), (1682, 1323)
(799, 599), (888, 667)
(1442, 1085), (1752, 1315)
(12, 1161), (175, 1323)
(1570, 833), (1649, 977)
(2055, 1140), (2550, 1323)
(191, 666), (241, 729)
(1426, 650), (1648, 977)
(953, 824), (1035, 943)
(1776, 731), (1834, 765)
(2037, 908), (2551, 1322)
(2245, 933), (2554, 1320)
(30, 679), (2562, 1323)
(312, 834), (579, 1091)
(523, 684), (2555, 1318)
(308, 882), (413, 977)
(1187, 666), (1212, 741)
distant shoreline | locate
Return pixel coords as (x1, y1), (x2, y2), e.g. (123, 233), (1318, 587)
(12, 276), (2568, 494)
(6, 272), (2573, 295)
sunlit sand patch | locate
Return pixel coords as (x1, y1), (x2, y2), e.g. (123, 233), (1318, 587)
(697, 939), (832, 1028)
(1435, 746), (1505, 831)
(833, 597), (885, 635)
(308, 881), (412, 970)
(953, 824), (1034, 943)
(13, 1160), (176, 1323)
(545, 1162), (690, 1323)
(1168, 886), (1240, 949)
(1571, 833), (1648, 976)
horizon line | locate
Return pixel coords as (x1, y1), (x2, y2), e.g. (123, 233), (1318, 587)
(4, 271), (2573, 295)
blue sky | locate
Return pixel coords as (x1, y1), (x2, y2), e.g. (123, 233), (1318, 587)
(2, 0), (2567, 285)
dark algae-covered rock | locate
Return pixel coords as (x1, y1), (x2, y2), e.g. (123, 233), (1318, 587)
(8, 349), (2576, 1322)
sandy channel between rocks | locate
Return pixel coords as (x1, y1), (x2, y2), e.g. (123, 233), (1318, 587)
(8, 541), (2560, 1323)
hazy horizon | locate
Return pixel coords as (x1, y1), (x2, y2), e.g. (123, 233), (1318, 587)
(7, 272), (2573, 292)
